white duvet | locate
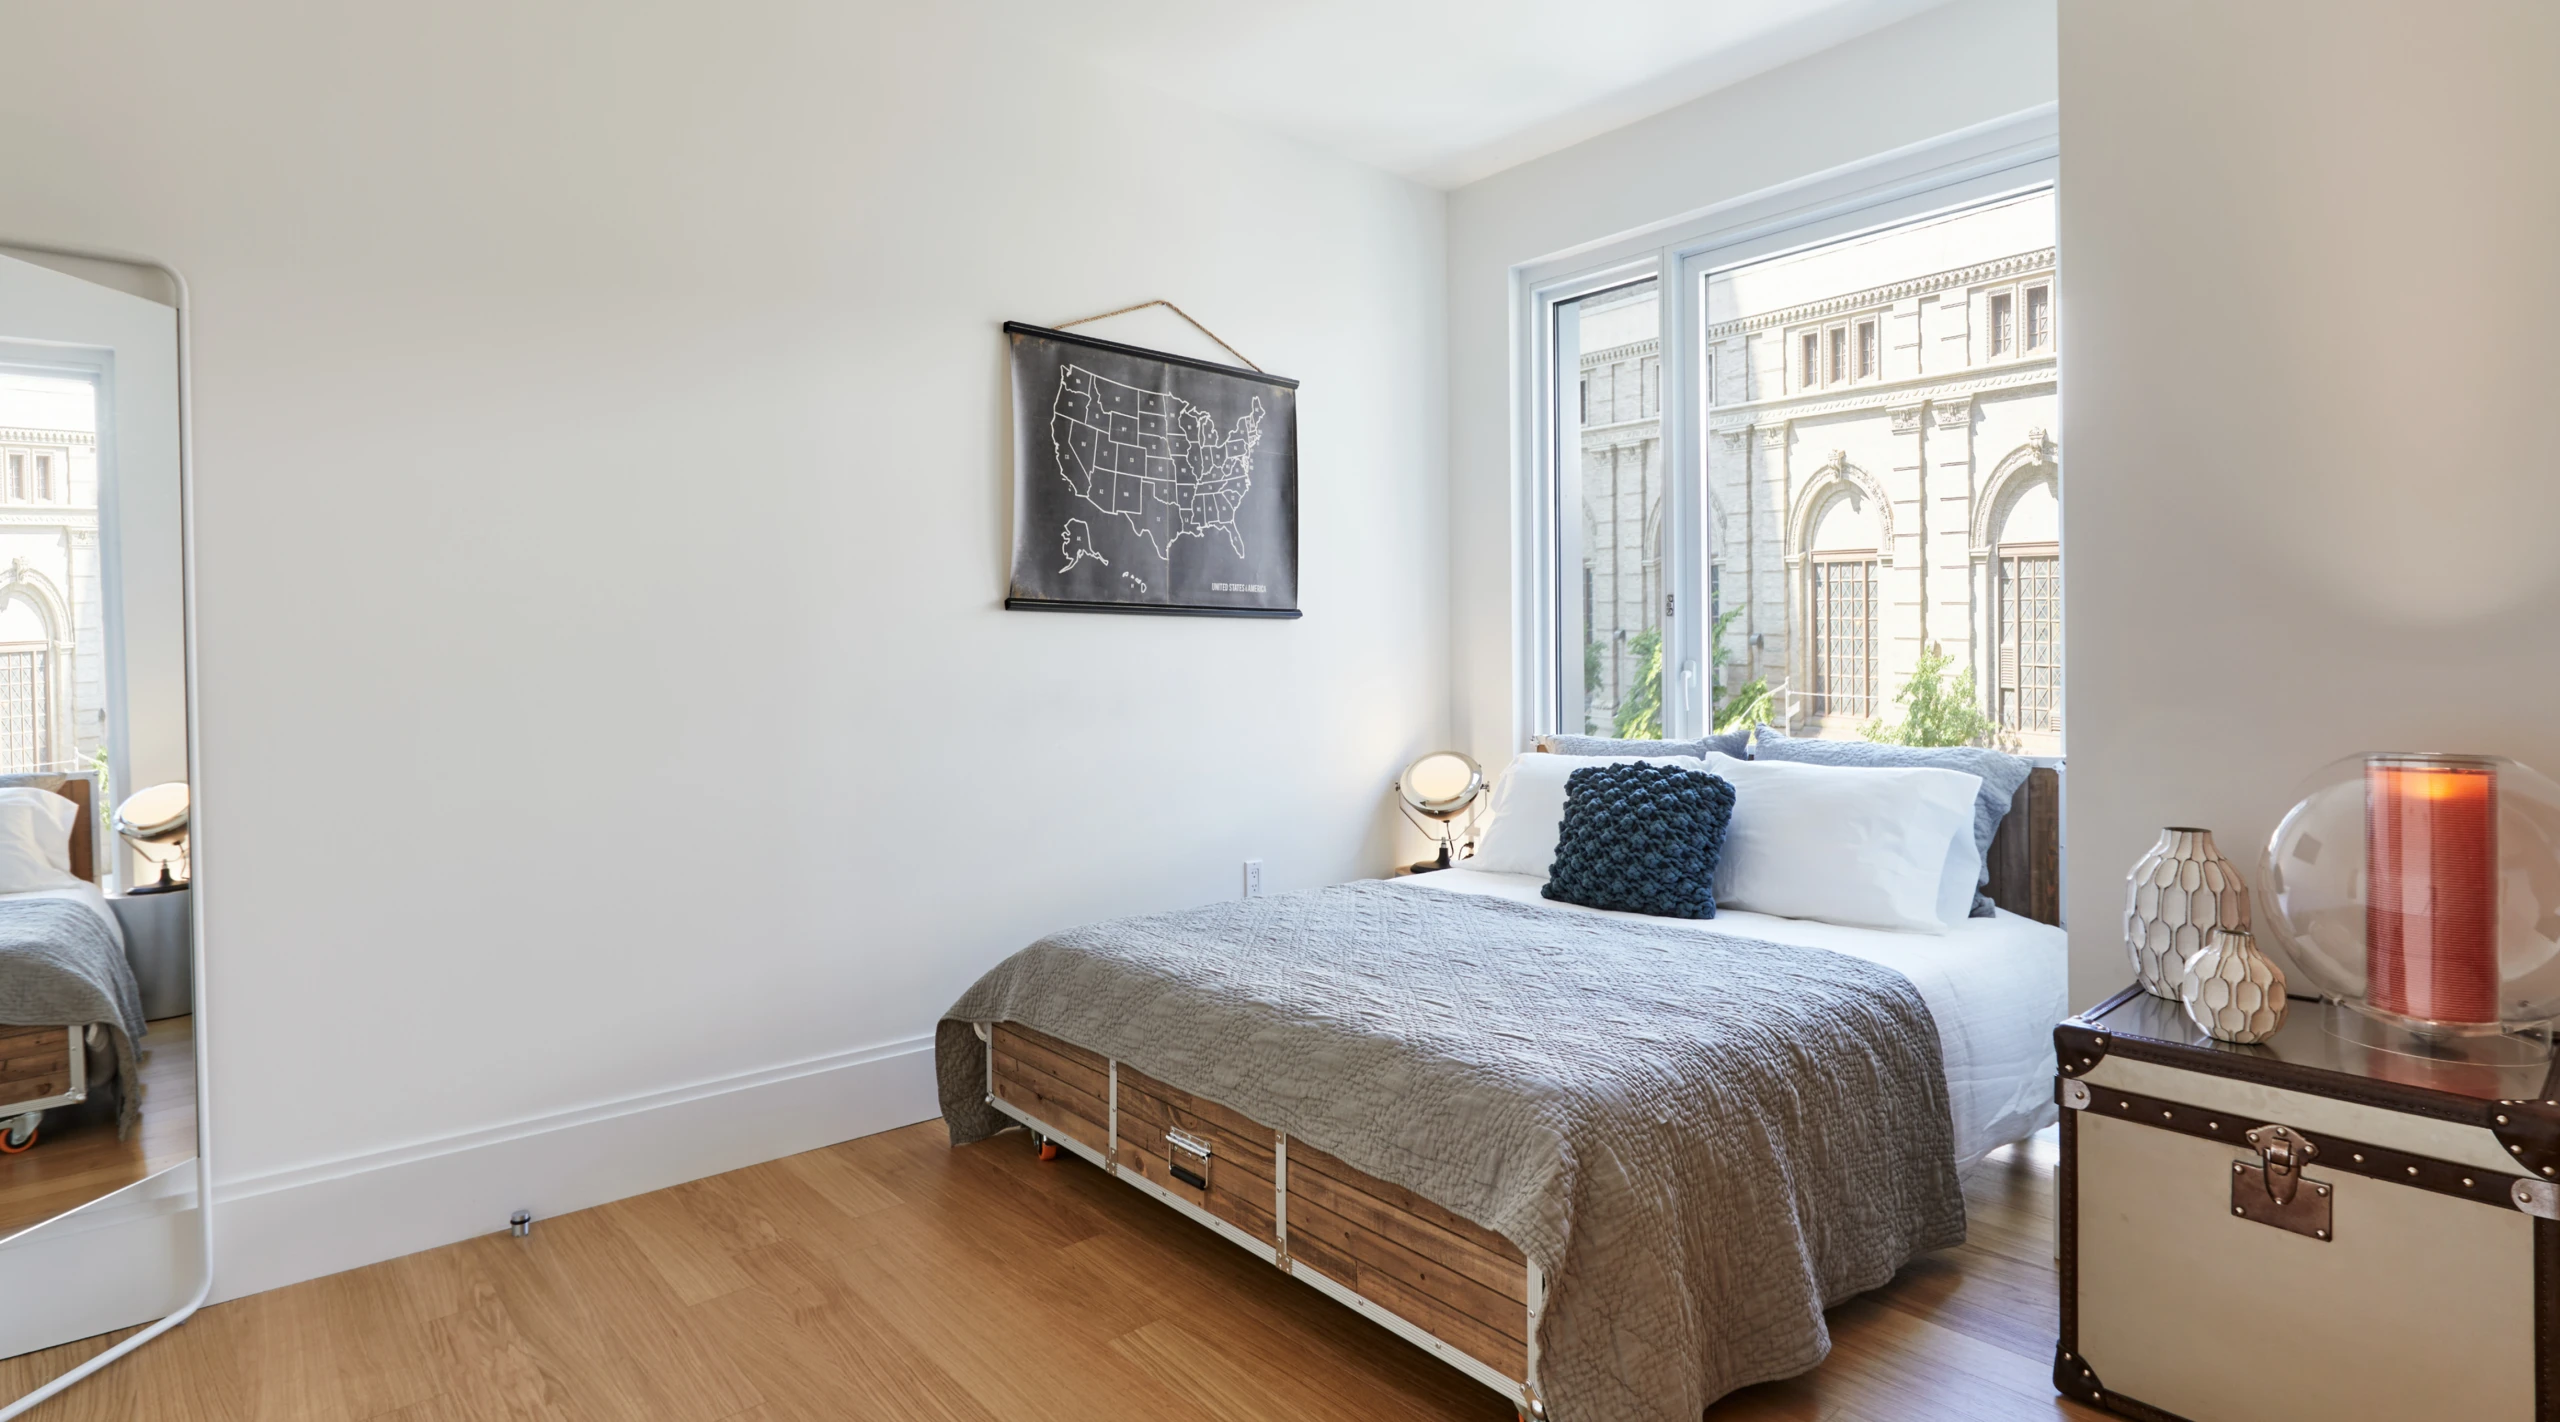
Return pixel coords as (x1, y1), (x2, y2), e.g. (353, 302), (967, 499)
(1407, 866), (2065, 1170)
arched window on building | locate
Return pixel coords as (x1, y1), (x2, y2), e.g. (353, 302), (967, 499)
(1994, 478), (2061, 743)
(0, 593), (54, 773)
(1806, 491), (1882, 724)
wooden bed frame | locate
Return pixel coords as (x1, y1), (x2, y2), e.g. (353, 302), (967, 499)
(0, 773), (104, 1134)
(978, 763), (2064, 1418)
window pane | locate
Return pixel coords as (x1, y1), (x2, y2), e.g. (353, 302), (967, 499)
(0, 375), (101, 772)
(1702, 189), (2058, 746)
(1562, 279), (1664, 737)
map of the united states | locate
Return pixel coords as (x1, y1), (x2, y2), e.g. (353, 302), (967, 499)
(1048, 364), (1265, 563)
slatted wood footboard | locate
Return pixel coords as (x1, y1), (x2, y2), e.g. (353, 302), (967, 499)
(0, 1025), (80, 1115)
(979, 1021), (1545, 1415)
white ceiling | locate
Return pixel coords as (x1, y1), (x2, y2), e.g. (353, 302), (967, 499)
(999, 0), (1951, 188)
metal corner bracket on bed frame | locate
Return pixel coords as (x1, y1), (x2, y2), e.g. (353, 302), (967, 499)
(980, 1029), (1548, 1419)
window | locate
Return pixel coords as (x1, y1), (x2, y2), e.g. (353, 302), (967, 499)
(1809, 556), (1876, 720)
(1526, 115), (2057, 749)
(4, 454), (18, 501)
(1556, 279), (1665, 737)
(1997, 546), (2060, 736)
(32, 454), (50, 502)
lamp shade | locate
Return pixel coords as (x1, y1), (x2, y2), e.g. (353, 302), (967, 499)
(2259, 752), (2560, 1059)
(1397, 752), (1483, 821)
(112, 782), (189, 844)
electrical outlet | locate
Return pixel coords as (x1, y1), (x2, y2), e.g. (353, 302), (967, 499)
(1243, 859), (1264, 899)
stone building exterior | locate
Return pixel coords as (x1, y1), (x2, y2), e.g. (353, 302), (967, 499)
(1572, 282), (1664, 735)
(1706, 192), (2060, 750)
(0, 382), (107, 776)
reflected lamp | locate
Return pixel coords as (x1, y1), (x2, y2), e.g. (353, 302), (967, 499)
(113, 781), (190, 895)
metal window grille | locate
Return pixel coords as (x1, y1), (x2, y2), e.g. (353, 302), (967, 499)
(1998, 548), (2061, 734)
(1809, 557), (1877, 720)
(0, 645), (51, 774)
(1988, 292), (2014, 357)
(2026, 285), (2051, 351)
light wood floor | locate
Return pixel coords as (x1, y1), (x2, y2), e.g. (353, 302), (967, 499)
(2, 1117), (2103, 1421)
(0, 1016), (196, 1244)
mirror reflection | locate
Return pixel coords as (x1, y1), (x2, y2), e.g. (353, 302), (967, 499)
(0, 251), (198, 1379)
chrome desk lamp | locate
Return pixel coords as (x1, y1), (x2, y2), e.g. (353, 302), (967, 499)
(112, 781), (190, 895)
(1394, 751), (1486, 874)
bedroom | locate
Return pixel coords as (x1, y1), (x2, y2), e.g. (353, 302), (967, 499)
(1, 1), (2554, 1420)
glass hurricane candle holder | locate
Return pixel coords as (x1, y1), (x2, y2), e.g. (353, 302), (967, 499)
(2258, 752), (2560, 1066)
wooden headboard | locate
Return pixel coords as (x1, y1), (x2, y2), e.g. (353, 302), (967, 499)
(1530, 741), (2064, 927)
(0, 772), (97, 885)
(1984, 764), (2062, 926)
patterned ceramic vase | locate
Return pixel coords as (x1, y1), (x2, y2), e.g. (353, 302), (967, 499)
(2124, 827), (2251, 1000)
(2180, 927), (2289, 1044)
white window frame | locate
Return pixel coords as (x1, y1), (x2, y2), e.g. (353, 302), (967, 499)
(1511, 104), (2058, 747)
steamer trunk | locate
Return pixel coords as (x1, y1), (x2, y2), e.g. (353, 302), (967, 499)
(2057, 988), (2560, 1422)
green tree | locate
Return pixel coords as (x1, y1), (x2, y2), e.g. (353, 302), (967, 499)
(1612, 626), (1663, 739)
(1863, 643), (1997, 747)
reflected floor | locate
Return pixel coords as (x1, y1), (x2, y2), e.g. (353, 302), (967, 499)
(0, 1016), (195, 1243)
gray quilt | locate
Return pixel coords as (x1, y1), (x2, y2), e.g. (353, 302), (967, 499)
(0, 897), (145, 1138)
(938, 880), (1964, 1422)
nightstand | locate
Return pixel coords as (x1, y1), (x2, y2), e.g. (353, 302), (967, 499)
(2055, 987), (2553, 1421)
(107, 886), (191, 1021)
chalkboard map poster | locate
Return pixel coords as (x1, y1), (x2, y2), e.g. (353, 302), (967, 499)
(1004, 321), (1300, 618)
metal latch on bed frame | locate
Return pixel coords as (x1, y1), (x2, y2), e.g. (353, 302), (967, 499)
(2233, 1123), (2333, 1241)
(1164, 1128), (1213, 1192)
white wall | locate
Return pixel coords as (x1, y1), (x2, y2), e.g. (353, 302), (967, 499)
(1445, 0), (2058, 772)
(2058, 0), (2560, 1007)
(0, 1), (1446, 1301)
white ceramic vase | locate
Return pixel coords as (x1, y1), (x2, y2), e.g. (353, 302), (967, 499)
(2180, 927), (2289, 1044)
(2124, 827), (2251, 1000)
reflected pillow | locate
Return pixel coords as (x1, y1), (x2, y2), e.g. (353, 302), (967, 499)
(1542, 761), (1735, 919)
(0, 787), (80, 893)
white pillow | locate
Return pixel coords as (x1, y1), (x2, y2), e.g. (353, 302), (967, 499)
(1694, 752), (1981, 933)
(1468, 752), (1712, 877)
(0, 787), (80, 893)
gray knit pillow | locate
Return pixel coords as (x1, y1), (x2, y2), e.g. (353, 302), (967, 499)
(1752, 727), (2031, 917)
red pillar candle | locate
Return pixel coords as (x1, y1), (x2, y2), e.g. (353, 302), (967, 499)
(2366, 755), (2500, 1024)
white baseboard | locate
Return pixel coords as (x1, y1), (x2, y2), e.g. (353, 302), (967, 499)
(208, 1032), (940, 1303)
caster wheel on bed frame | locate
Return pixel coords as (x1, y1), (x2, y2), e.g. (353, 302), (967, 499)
(1033, 1132), (1060, 1162)
(0, 1114), (37, 1153)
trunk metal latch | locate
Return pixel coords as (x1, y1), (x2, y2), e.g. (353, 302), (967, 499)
(2234, 1123), (2333, 1241)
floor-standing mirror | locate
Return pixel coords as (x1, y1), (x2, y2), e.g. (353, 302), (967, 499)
(0, 247), (205, 1412)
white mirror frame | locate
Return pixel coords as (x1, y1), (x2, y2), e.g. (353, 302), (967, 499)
(0, 238), (209, 1419)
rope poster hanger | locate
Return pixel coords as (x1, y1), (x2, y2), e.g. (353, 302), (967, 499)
(1050, 299), (1262, 373)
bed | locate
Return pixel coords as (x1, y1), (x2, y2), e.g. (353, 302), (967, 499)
(0, 773), (144, 1154)
(939, 764), (2064, 1422)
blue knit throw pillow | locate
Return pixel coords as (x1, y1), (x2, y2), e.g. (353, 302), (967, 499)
(1541, 761), (1735, 919)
